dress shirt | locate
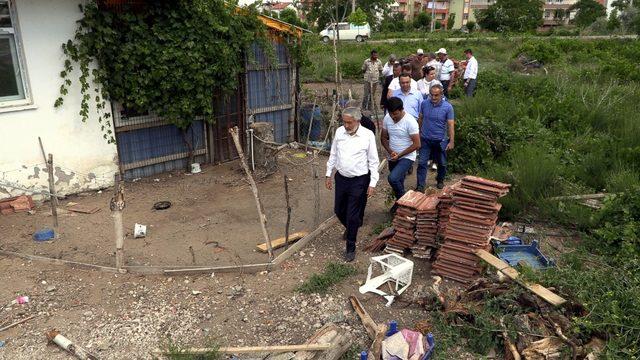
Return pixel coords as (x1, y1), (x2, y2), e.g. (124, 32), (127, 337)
(464, 56), (478, 80)
(382, 62), (394, 77)
(388, 77), (418, 93)
(326, 125), (380, 187)
(392, 88), (423, 118)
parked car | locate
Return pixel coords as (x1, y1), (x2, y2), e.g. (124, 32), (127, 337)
(319, 22), (370, 43)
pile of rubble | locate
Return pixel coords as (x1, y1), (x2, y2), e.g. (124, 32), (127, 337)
(432, 176), (510, 284)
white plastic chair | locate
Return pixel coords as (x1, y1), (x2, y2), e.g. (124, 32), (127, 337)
(359, 254), (414, 307)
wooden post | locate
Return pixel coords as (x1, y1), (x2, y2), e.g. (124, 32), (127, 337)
(304, 96), (318, 152)
(312, 151), (320, 227)
(283, 174), (292, 250)
(38, 138), (58, 229)
(110, 173), (125, 270)
(229, 126), (274, 260)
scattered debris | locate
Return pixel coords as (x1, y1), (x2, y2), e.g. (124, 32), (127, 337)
(46, 329), (98, 360)
(493, 239), (555, 270)
(256, 231), (309, 253)
(10, 296), (29, 305)
(33, 229), (55, 242)
(0, 195), (34, 215)
(359, 254), (414, 307)
(349, 296), (386, 359)
(190, 162), (202, 174)
(381, 329), (433, 360)
(152, 201), (171, 210)
(475, 249), (566, 306)
(364, 227), (395, 252)
(0, 315), (37, 333)
(153, 344), (331, 356)
(67, 204), (100, 214)
(133, 223), (147, 238)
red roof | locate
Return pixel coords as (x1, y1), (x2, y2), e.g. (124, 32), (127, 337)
(269, 2), (291, 10)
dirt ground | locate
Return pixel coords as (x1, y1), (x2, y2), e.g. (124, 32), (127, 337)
(0, 150), (336, 268)
(0, 103), (578, 359)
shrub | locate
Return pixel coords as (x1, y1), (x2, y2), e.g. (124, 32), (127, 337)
(515, 40), (562, 64)
(590, 188), (640, 258)
(465, 20), (476, 32)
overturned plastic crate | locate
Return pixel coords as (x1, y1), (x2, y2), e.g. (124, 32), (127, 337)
(493, 240), (555, 270)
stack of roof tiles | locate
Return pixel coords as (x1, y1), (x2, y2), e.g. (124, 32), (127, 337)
(386, 190), (426, 255)
(436, 185), (455, 239)
(432, 176), (511, 284)
(412, 193), (440, 258)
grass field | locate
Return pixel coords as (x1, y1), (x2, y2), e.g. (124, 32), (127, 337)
(301, 36), (640, 358)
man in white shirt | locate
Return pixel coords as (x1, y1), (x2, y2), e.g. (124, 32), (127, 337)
(382, 54), (396, 78)
(387, 63), (418, 98)
(426, 52), (441, 81)
(381, 97), (421, 213)
(437, 48), (455, 98)
(463, 49), (478, 97)
(326, 107), (380, 262)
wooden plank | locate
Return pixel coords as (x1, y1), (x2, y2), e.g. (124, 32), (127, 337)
(153, 344), (331, 355)
(162, 263), (272, 275)
(475, 249), (566, 306)
(273, 216), (339, 266)
(0, 251), (121, 273)
(256, 231), (308, 253)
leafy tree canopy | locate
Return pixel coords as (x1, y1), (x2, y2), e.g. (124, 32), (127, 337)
(279, 8), (308, 28)
(413, 12), (431, 30)
(570, 0), (607, 28)
(303, 0), (391, 30)
(348, 7), (368, 26)
(56, 0), (270, 141)
(476, 0), (543, 32)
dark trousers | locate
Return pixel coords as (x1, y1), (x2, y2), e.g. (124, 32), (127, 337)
(388, 158), (414, 199)
(441, 80), (450, 98)
(334, 172), (370, 253)
(417, 139), (448, 188)
(465, 78), (477, 97)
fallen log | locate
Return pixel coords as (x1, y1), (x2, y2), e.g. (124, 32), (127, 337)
(295, 323), (353, 360)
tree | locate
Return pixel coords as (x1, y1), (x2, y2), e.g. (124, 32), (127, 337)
(476, 0), (543, 32)
(302, 0), (391, 30)
(413, 12), (431, 30)
(348, 7), (368, 26)
(435, 20), (442, 29)
(608, 9), (622, 30)
(465, 20), (476, 32)
(379, 11), (409, 32)
(570, 0), (606, 27)
(279, 8), (308, 28)
(447, 13), (456, 30)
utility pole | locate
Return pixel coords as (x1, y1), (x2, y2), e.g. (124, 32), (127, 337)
(430, 0), (436, 32)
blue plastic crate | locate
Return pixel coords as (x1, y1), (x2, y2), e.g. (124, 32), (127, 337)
(493, 240), (555, 270)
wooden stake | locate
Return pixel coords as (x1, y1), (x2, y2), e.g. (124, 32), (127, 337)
(304, 96), (318, 152)
(283, 174), (292, 250)
(312, 151), (320, 227)
(38, 137), (59, 229)
(110, 173), (125, 270)
(349, 296), (386, 360)
(229, 126), (274, 260)
(46, 154), (59, 228)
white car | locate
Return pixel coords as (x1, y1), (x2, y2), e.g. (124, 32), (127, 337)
(320, 22), (371, 43)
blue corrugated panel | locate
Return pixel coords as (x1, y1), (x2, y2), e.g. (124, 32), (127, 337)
(254, 109), (289, 143)
(247, 68), (290, 110)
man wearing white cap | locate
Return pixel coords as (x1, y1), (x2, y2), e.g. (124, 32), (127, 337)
(437, 48), (454, 98)
(410, 48), (428, 81)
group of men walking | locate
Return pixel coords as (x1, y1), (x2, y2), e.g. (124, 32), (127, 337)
(326, 47), (473, 262)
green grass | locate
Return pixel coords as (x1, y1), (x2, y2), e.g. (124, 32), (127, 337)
(296, 262), (358, 294)
(158, 337), (221, 360)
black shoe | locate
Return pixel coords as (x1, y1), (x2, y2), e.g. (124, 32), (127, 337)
(415, 185), (425, 193)
(344, 251), (356, 262)
(390, 204), (398, 215)
(436, 181), (445, 189)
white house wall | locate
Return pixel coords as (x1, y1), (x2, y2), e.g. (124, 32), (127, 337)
(0, 0), (117, 200)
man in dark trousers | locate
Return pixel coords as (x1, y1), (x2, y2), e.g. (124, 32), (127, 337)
(326, 107), (380, 262)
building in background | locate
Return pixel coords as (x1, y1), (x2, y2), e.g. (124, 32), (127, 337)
(447, 0), (609, 29)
